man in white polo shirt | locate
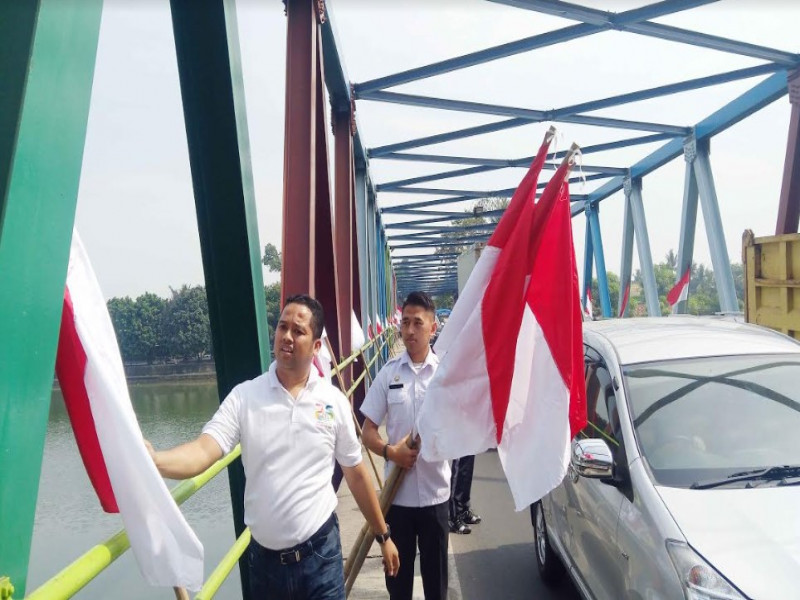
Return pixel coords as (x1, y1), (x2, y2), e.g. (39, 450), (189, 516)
(361, 292), (450, 600)
(147, 295), (399, 599)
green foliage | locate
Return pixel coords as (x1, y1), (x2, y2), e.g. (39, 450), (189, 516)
(626, 251), (744, 316)
(262, 243), (282, 272)
(435, 197), (510, 256)
(160, 285), (211, 360)
(107, 293), (166, 363)
(264, 282), (281, 344)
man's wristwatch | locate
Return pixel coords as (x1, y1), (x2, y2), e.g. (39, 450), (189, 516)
(375, 524), (391, 545)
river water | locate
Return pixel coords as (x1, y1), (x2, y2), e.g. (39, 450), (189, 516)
(28, 380), (244, 599)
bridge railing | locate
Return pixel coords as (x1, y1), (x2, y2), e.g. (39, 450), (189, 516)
(24, 327), (398, 600)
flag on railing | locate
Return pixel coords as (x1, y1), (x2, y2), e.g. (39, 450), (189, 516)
(367, 316), (374, 340)
(351, 310), (366, 350)
(314, 328), (333, 379)
(55, 232), (203, 590)
(668, 267), (690, 310)
(375, 316), (383, 335)
(419, 145), (587, 511)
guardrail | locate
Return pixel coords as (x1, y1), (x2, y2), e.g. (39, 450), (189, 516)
(23, 327), (398, 600)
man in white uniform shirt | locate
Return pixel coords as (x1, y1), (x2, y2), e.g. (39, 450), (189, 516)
(361, 292), (451, 600)
(147, 295), (399, 599)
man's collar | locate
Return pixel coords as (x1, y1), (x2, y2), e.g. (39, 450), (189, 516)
(399, 349), (438, 368)
(267, 361), (320, 390)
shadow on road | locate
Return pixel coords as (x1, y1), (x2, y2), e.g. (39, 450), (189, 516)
(453, 543), (581, 600)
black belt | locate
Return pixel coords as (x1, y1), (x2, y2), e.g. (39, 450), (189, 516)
(260, 513), (337, 566)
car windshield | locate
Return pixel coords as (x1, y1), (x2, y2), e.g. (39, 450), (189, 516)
(624, 354), (800, 488)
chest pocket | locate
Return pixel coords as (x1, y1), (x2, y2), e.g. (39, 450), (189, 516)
(388, 383), (409, 405)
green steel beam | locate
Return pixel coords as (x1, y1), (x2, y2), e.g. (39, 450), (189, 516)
(0, 0), (104, 595)
(169, 1), (271, 597)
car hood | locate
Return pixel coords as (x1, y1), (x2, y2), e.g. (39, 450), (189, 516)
(657, 485), (800, 600)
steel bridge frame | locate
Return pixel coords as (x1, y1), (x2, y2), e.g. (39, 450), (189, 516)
(2, 1), (800, 597)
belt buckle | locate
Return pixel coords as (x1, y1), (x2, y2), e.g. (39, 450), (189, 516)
(280, 549), (302, 565)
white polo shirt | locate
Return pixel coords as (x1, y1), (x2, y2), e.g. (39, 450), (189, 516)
(360, 350), (451, 508)
(202, 362), (362, 549)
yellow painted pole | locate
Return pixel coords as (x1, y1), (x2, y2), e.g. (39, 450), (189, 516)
(26, 446), (242, 600)
(193, 528), (251, 600)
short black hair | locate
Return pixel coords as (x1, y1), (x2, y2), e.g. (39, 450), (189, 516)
(402, 291), (436, 315)
(284, 294), (324, 339)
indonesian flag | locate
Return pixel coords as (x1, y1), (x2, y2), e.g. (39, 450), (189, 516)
(668, 267), (690, 309)
(367, 316), (374, 340)
(394, 308), (402, 326)
(419, 159), (587, 511)
(375, 316), (383, 335)
(619, 283), (630, 318)
(313, 328), (333, 379)
(55, 232), (203, 589)
(433, 130), (553, 355)
(583, 287), (593, 320)
(351, 310), (366, 350)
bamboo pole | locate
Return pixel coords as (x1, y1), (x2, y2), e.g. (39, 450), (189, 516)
(324, 336), (384, 489)
(344, 436), (416, 596)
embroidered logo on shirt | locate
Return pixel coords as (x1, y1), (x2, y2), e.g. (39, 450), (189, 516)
(314, 402), (336, 426)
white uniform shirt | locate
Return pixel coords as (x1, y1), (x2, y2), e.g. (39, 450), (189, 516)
(202, 362), (362, 549)
(360, 350), (451, 508)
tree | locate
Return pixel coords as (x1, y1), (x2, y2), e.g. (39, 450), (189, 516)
(107, 296), (138, 362)
(590, 271), (620, 318)
(134, 292), (167, 363)
(161, 285), (211, 359)
(435, 197), (510, 256)
(262, 243), (282, 272)
(264, 282), (281, 345)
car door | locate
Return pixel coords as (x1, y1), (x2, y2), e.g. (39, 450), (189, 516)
(564, 349), (627, 600)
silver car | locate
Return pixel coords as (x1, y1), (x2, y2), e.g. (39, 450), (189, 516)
(532, 317), (800, 600)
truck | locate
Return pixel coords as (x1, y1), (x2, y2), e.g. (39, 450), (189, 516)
(742, 229), (800, 341)
(457, 243), (485, 295)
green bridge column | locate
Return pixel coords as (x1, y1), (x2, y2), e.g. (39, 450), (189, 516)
(169, 1), (271, 597)
(0, 0), (104, 595)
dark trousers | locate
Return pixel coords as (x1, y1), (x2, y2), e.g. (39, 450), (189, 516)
(449, 455), (475, 521)
(248, 513), (344, 600)
(385, 502), (449, 600)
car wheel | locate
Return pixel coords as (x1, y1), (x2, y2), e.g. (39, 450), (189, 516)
(531, 501), (564, 585)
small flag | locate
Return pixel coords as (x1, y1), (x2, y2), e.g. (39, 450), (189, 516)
(667, 267), (691, 309)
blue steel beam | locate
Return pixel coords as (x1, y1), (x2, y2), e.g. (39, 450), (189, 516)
(391, 238), (491, 250)
(354, 0), (716, 94)
(554, 63), (788, 118)
(588, 70), (790, 205)
(377, 162), (625, 191)
(357, 90), (689, 135)
(492, 0), (799, 66)
(372, 132), (673, 180)
(385, 211), (505, 229)
(383, 191), (590, 214)
(381, 178), (597, 213)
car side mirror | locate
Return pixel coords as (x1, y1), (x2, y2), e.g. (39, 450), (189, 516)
(571, 438), (614, 479)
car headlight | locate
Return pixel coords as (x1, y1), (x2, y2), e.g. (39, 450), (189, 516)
(666, 540), (746, 600)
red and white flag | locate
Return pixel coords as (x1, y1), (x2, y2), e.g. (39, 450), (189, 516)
(375, 316), (383, 335)
(367, 316), (374, 340)
(55, 232), (203, 590)
(351, 310), (366, 350)
(419, 159), (587, 511)
(619, 283), (630, 318)
(313, 328), (333, 379)
(667, 267), (690, 309)
(583, 287), (593, 320)
(433, 131), (553, 355)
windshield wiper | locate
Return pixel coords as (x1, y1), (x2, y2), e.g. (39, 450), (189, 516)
(691, 465), (800, 490)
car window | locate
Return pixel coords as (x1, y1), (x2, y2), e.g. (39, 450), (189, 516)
(624, 354), (800, 488)
(582, 360), (620, 449)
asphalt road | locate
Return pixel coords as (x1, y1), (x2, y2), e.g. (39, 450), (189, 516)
(450, 452), (582, 600)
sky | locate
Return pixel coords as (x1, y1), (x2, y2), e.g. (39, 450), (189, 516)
(74, 0), (800, 300)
